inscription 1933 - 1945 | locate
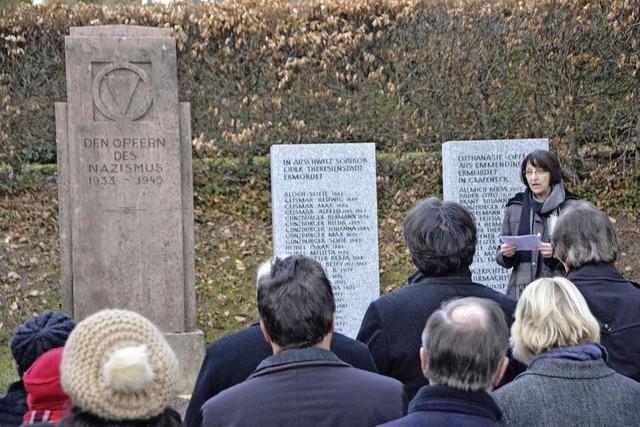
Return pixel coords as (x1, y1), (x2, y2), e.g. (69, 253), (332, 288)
(82, 136), (167, 187)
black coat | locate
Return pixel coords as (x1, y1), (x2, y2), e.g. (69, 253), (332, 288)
(568, 263), (640, 381)
(184, 323), (377, 427)
(200, 348), (404, 427)
(357, 268), (520, 402)
(0, 381), (27, 427)
(380, 385), (502, 427)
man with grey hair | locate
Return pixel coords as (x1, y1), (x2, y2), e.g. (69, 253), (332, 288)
(552, 201), (640, 381)
(380, 297), (509, 426)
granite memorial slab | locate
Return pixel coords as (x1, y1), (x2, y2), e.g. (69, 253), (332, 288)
(270, 143), (379, 338)
(56, 25), (202, 393)
(442, 139), (549, 293)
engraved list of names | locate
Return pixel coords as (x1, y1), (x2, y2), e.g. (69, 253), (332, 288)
(271, 143), (379, 338)
(442, 139), (548, 293)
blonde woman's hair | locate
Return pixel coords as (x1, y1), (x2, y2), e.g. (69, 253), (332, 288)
(511, 277), (600, 363)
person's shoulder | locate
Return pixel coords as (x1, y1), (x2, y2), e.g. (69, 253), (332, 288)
(203, 324), (270, 372)
(332, 331), (369, 351)
(382, 279), (429, 300)
(344, 366), (404, 393)
(200, 385), (239, 425)
(506, 192), (525, 206)
(560, 195), (580, 209)
(201, 376), (256, 412)
(206, 324), (264, 354)
(378, 412), (431, 427)
(563, 190), (580, 201)
(471, 283), (517, 307)
(492, 371), (535, 402)
(610, 371), (640, 393)
(365, 285), (410, 310)
(491, 373), (544, 426)
(367, 285), (428, 319)
(330, 332), (377, 372)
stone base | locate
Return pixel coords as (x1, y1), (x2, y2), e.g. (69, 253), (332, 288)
(170, 395), (191, 419)
(165, 330), (205, 394)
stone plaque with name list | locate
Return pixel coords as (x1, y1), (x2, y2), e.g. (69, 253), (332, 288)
(271, 143), (379, 338)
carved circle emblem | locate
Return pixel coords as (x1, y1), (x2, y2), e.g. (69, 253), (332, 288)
(92, 63), (152, 121)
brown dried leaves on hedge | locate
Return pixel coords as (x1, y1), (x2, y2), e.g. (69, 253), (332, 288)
(0, 0), (638, 175)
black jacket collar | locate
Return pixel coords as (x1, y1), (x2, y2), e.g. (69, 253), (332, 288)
(409, 385), (502, 421)
(567, 263), (628, 283)
(408, 267), (474, 285)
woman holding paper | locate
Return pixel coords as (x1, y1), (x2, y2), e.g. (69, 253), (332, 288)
(496, 150), (578, 298)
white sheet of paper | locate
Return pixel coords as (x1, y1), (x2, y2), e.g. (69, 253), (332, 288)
(500, 234), (542, 251)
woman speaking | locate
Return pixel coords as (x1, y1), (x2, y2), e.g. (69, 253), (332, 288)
(496, 150), (578, 298)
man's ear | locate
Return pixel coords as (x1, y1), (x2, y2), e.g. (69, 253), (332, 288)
(329, 314), (336, 333)
(259, 320), (273, 344)
(419, 347), (428, 376)
(491, 356), (510, 389)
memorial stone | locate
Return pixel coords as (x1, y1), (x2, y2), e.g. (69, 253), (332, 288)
(55, 25), (203, 393)
(271, 143), (379, 338)
(442, 139), (548, 293)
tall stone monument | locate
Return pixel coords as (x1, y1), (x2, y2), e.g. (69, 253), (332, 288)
(271, 143), (379, 338)
(442, 139), (548, 293)
(55, 26), (203, 393)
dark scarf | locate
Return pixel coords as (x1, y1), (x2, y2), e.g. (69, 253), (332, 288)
(516, 189), (548, 264)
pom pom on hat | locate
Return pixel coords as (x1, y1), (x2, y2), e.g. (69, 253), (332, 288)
(61, 309), (179, 421)
(103, 345), (154, 393)
(11, 311), (75, 376)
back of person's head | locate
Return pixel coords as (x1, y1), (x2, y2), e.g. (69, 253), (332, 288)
(552, 201), (619, 270)
(421, 297), (509, 392)
(511, 277), (600, 363)
(59, 309), (180, 425)
(22, 347), (71, 423)
(257, 255), (335, 349)
(520, 149), (563, 190)
(11, 311), (75, 376)
(403, 197), (477, 275)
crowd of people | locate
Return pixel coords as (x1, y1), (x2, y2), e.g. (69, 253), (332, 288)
(1, 150), (639, 426)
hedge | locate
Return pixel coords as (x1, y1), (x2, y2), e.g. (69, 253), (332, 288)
(0, 0), (638, 176)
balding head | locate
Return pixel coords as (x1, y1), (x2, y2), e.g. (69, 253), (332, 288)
(421, 297), (509, 392)
(449, 302), (489, 326)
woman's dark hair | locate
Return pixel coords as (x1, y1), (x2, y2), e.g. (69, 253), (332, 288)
(56, 408), (182, 427)
(520, 150), (563, 190)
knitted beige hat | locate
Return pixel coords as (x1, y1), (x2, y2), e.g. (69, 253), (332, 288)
(60, 309), (179, 421)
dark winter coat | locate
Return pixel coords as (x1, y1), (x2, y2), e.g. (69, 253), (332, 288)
(568, 263), (640, 381)
(496, 184), (578, 298)
(200, 348), (404, 427)
(356, 268), (520, 402)
(492, 350), (640, 426)
(0, 381), (27, 427)
(184, 323), (377, 427)
(379, 385), (502, 427)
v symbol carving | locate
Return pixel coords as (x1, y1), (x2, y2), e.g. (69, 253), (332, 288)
(104, 73), (141, 116)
